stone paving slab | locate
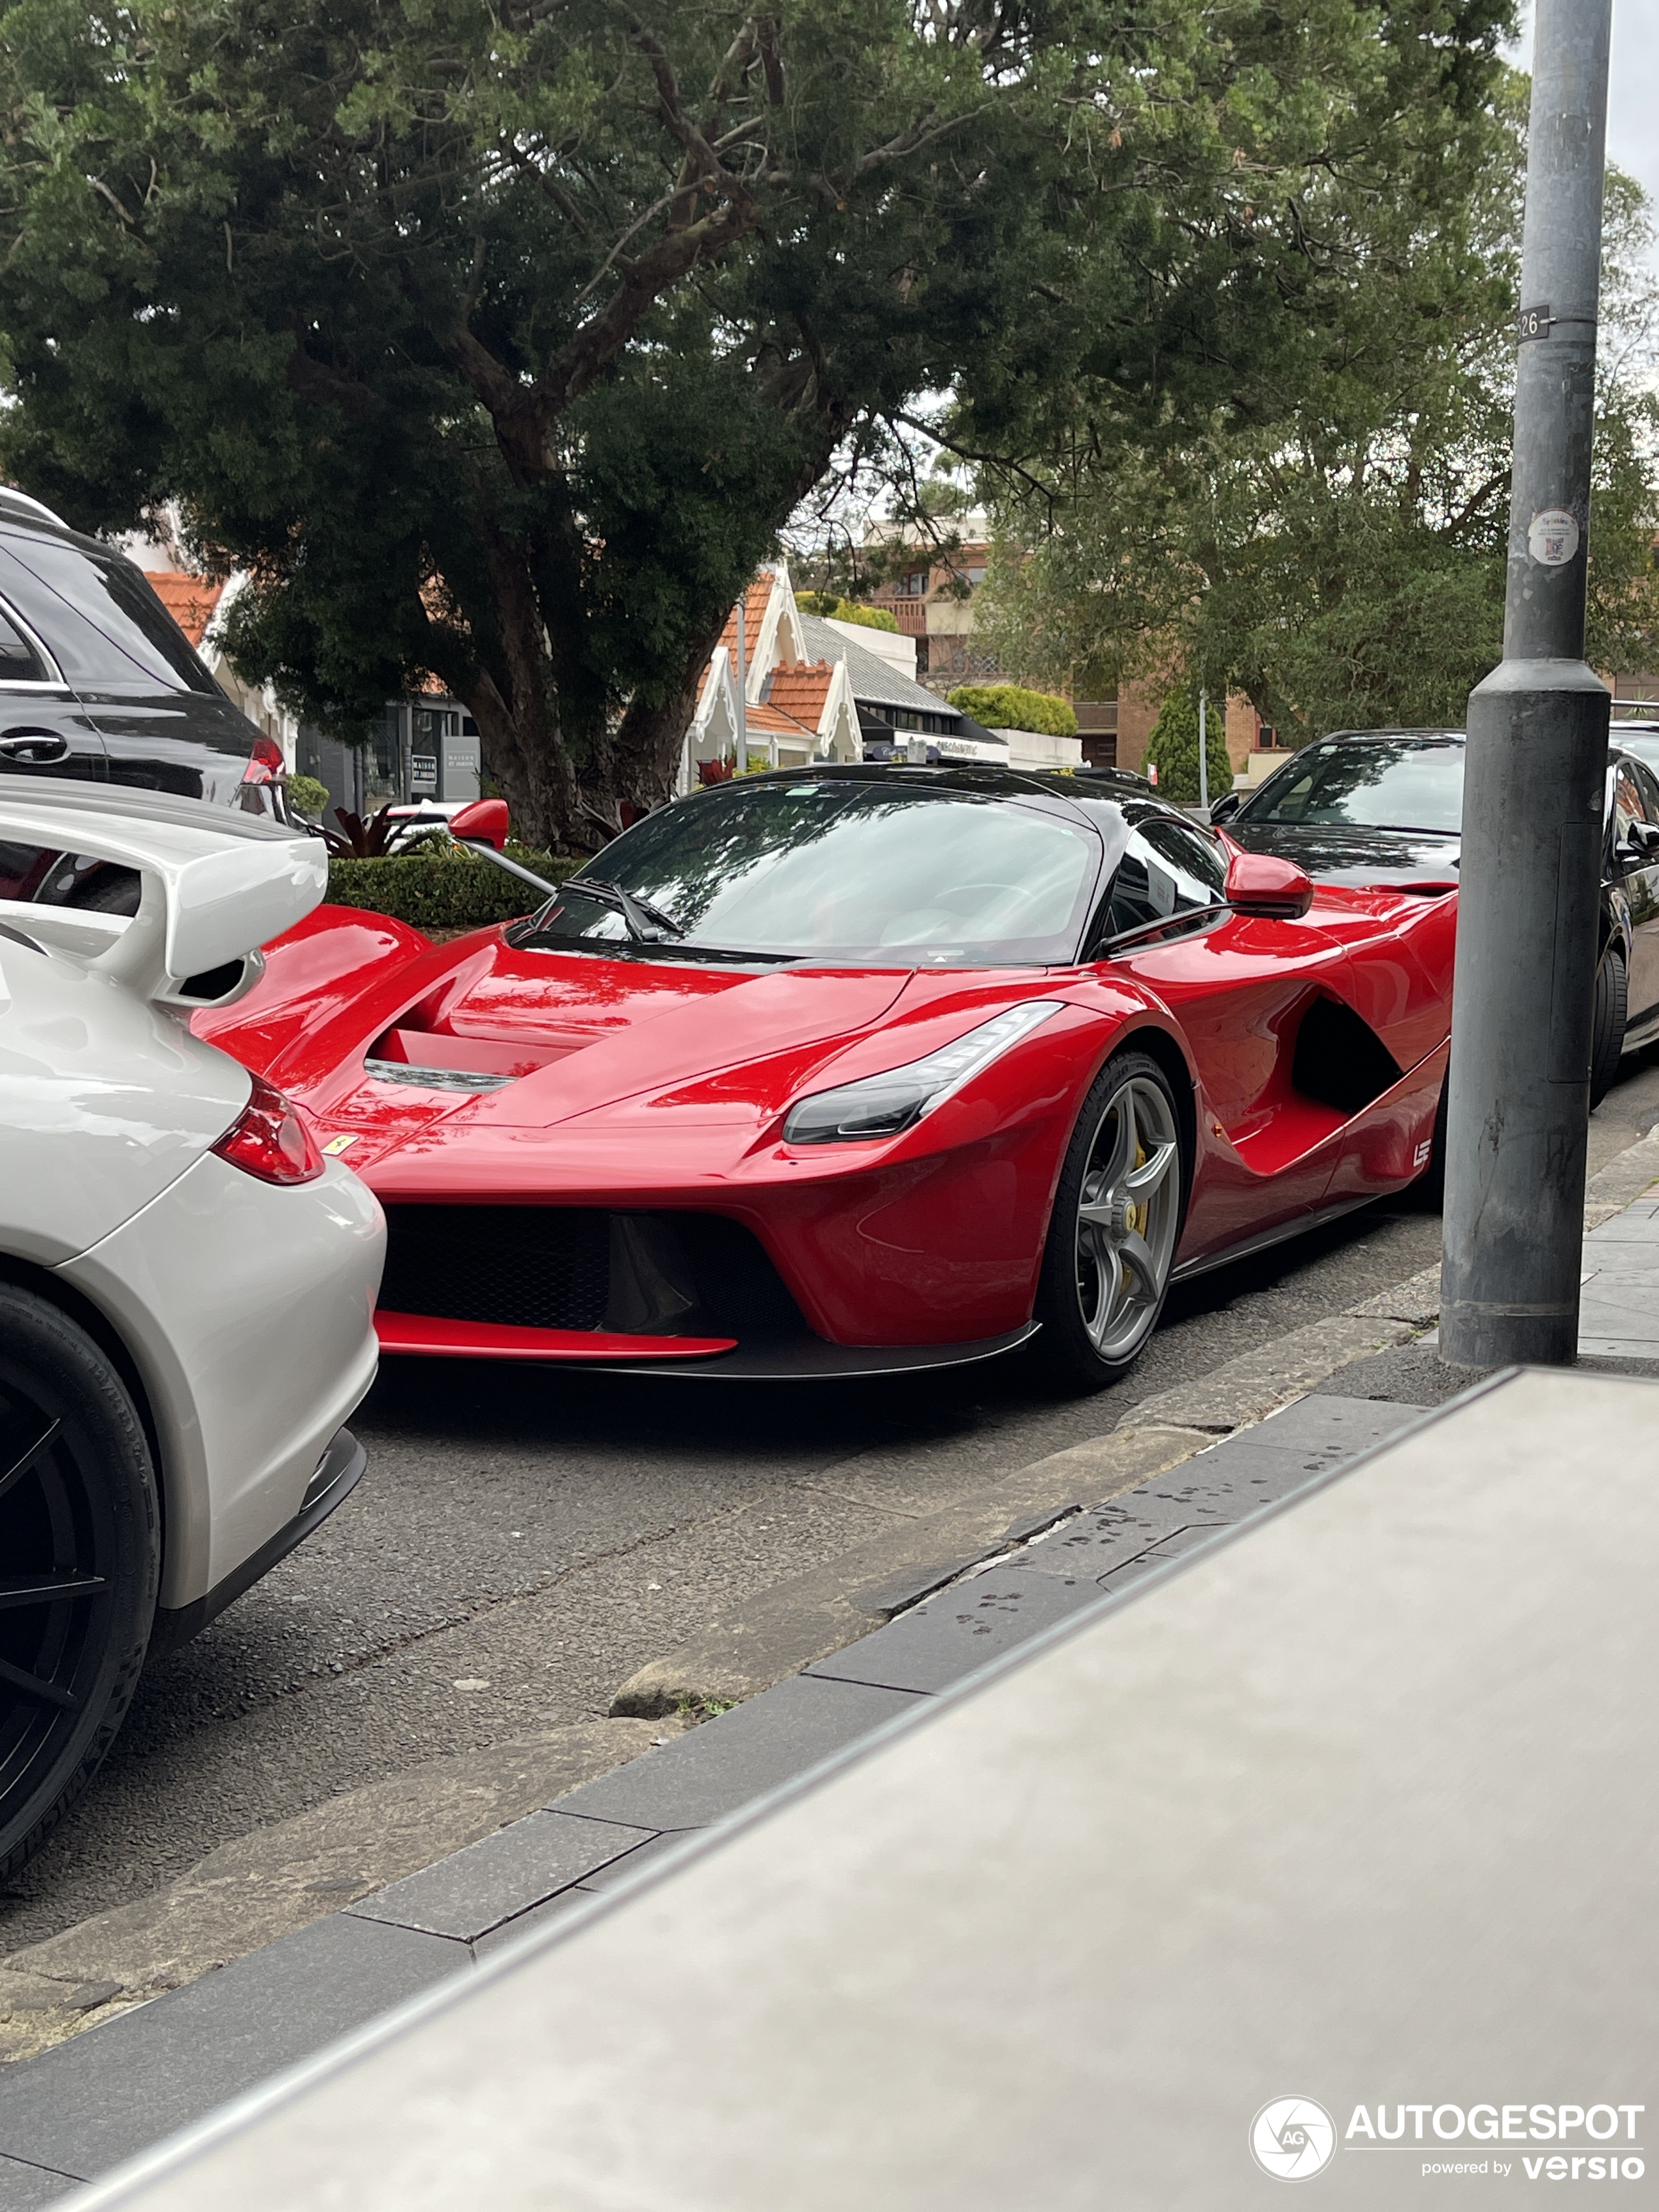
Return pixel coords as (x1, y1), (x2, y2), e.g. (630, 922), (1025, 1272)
(1210, 1392), (1431, 1458)
(349, 1811), (656, 1946)
(564, 1829), (690, 1895)
(804, 1572), (1108, 1695)
(0, 1916), (466, 2192)
(550, 1676), (925, 1833)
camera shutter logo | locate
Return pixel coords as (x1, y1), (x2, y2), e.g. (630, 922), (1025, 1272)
(1250, 2097), (1337, 2181)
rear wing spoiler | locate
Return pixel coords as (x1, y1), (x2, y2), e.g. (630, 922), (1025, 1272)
(0, 782), (327, 1005)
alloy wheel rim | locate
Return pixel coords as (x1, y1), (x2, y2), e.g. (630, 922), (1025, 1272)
(0, 1375), (113, 1835)
(1073, 1075), (1181, 1362)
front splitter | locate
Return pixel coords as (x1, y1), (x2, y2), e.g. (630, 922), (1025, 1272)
(593, 1322), (1041, 1380)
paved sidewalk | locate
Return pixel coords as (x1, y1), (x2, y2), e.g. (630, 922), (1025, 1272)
(6, 1194), (1659, 2202)
(82, 1361), (1654, 2211)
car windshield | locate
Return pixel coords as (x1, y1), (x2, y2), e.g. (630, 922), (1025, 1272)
(514, 780), (1103, 966)
(1240, 737), (1465, 834)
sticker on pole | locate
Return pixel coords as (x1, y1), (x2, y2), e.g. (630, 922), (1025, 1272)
(1527, 508), (1579, 566)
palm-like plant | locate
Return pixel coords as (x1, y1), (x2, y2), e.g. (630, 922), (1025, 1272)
(319, 805), (406, 858)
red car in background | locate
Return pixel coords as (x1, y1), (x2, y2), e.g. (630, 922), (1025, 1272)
(197, 765), (1455, 1391)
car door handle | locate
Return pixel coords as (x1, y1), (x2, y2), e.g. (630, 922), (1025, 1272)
(0, 729), (69, 763)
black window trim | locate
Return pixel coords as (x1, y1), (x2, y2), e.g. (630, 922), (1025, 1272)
(1098, 902), (1231, 955)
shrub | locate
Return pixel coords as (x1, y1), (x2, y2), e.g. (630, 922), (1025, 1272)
(325, 847), (576, 931)
(797, 591), (900, 633)
(1142, 687), (1234, 803)
(286, 772), (330, 820)
(946, 682), (1078, 737)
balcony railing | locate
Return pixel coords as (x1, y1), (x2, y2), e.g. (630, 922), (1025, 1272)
(888, 596), (927, 636)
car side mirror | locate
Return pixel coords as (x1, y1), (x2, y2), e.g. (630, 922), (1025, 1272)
(1223, 842), (1314, 920)
(449, 797), (509, 852)
(1208, 790), (1242, 824)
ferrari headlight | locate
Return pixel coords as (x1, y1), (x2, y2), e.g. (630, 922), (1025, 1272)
(783, 1001), (1065, 1145)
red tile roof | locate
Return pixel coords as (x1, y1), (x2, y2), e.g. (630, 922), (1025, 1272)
(144, 571), (226, 647)
(763, 662), (835, 728)
(743, 700), (818, 740)
(717, 577), (776, 666)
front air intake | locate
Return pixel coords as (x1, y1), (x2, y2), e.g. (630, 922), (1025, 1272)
(376, 1207), (807, 1341)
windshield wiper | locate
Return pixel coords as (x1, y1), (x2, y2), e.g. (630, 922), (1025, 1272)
(562, 875), (683, 941)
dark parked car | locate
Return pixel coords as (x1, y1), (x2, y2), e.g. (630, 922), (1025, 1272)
(1210, 726), (1659, 1108)
(0, 489), (286, 912)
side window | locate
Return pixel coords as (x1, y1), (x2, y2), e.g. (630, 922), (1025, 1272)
(1137, 813), (1228, 895)
(1614, 764), (1651, 829)
(1612, 762), (1659, 869)
(0, 538), (219, 694)
(0, 601), (49, 684)
(1262, 765), (1318, 821)
(1103, 814), (1227, 943)
(1613, 766), (1649, 859)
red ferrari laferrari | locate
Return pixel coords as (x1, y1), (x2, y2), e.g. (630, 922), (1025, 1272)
(197, 765), (1455, 1390)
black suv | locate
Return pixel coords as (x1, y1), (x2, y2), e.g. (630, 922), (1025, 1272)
(0, 490), (285, 912)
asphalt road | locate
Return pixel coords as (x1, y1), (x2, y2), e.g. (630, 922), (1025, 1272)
(7, 1058), (1659, 1952)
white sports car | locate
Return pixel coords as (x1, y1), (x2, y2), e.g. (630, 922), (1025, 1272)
(0, 782), (384, 1875)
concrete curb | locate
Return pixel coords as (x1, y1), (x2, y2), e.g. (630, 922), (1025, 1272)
(608, 1424), (1213, 1720)
(0, 1720), (673, 2066)
(609, 1315), (1419, 1720)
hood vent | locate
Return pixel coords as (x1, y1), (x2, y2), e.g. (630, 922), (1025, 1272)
(364, 1023), (575, 1093)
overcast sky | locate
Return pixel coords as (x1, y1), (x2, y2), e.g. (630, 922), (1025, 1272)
(1512, 1), (1659, 266)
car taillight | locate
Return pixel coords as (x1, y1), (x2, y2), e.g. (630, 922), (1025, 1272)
(212, 1074), (325, 1185)
(240, 735), (285, 786)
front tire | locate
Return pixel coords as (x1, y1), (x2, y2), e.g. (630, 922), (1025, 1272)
(0, 1289), (159, 1881)
(1590, 940), (1627, 1112)
(1032, 1049), (1187, 1391)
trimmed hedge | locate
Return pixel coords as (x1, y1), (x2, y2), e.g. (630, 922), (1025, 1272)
(325, 848), (577, 931)
(945, 682), (1078, 738)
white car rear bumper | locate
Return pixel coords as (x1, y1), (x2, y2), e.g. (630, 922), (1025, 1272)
(57, 1151), (385, 1611)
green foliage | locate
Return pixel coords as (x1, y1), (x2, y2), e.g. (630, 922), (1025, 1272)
(946, 684), (1077, 739)
(973, 54), (1659, 739)
(796, 594), (899, 633)
(325, 849), (574, 930)
(0, 0), (1124, 849)
(285, 773), (330, 820)
(1142, 689), (1232, 804)
(0, 0), (1528, 850)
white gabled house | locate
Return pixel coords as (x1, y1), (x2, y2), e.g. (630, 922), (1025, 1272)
(682, 564), (863, 789)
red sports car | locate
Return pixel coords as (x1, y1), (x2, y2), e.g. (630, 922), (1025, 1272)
(196, 765), (1455, 1391)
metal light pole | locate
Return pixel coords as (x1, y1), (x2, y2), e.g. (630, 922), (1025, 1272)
(734, 593), (749, 769)
(1440, 0), (1613, 1369)
(1197, 690), (1210, 814)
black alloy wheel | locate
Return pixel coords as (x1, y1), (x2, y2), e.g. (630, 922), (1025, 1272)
(0, 1287), (158, 1881)
(1590, 941), (1628, 1113)
(1032, 1048), (1187, 1391)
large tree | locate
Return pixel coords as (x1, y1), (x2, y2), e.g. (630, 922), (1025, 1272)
(0, 0), (1529, 842)
(969, 48), (1659, 739)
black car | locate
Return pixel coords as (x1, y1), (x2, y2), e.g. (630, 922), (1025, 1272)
(1211, 727), (1659, 1107)
(0, 489), (286, 912)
